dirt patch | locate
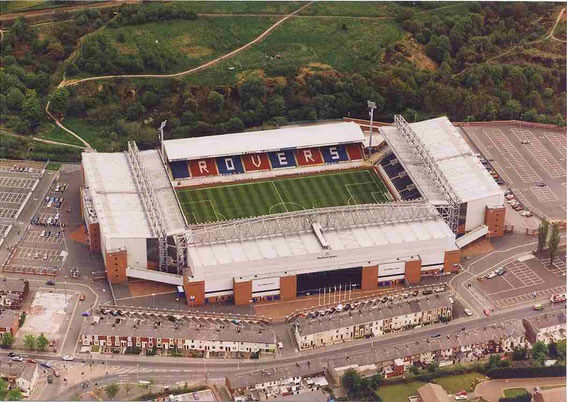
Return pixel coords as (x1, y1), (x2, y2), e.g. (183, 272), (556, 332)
(307, 62), (332, 70)
(128, 280), (176, 298)
(461, 238), (494, 257)
(115, 41), (138, 55)
(20, 291), (71, 338)
(187, 46), (213, 58)
(386, 34), (437, 71)
(68, 226), (88, 245)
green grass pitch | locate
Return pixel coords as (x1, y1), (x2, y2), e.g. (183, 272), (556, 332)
(176, 169), (392, 224)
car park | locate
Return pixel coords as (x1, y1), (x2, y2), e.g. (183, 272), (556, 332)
(433, 286), (445, 293)
(495, 267), (506, 276)
(422, 289), (433, 295)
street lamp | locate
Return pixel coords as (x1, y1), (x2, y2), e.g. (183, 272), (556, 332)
(367, 100), (377, 155)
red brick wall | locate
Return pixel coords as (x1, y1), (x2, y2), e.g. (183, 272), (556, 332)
(444, 250), (461, 272)
(183, 279), (204, 306)
(233, 279), (252, 306)
(280, 275), (297, 301)
(361, 266), (378, 290)
(88, 222), (101, 253)
(485, 206), (506, 238)
(404, 259), (422, 285)
(105, 249), (127, 284)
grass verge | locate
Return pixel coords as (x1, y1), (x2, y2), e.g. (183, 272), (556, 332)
(433, 372), (486, 394)
(45, 162), (61, 171)
(503, 388), (530, 398)
(376, 381), (426, 402)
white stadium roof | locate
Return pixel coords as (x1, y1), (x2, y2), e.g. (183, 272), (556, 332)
(380, 116), (501, 203)
(186, 212), (456, 283)
(163, 122), (365, 162)
(82, 150), (186, 239)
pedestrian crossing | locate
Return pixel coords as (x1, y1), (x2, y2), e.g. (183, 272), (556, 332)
(113, 366), (185, 374)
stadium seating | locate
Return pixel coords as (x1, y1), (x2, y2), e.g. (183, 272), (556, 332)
(170, 161), (190, 179)
(171, 142), (364, 180)
(380, 153), (422, 201)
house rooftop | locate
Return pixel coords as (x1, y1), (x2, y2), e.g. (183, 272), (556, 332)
(81, 316), (276, 345)
(226, 360), (326, 390)
(295, 293), (452, 336)
(0, 310), (18, 329)
(0, 278), (26, 294)
(523, 312), (566, 332)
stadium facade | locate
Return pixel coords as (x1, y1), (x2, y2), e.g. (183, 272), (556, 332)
(80, 116), (505, 305)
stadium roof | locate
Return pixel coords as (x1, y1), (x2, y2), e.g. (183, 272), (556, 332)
(381, 117), (502, 203)
(186, 211), (457, 282)
(82, 150), (186, 239)
(163, 122), (365, 161)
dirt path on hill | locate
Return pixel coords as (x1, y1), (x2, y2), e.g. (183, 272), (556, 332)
(0, 129), (87, 150)
(46, 2), (314, 149)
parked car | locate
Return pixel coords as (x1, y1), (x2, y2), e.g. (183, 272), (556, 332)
(46, 280), (55, 286)
(521, 211), (533, 217)
(431, 333), (441, 338)
(422, 289), (433, 295)
(12, 356), (24, 362)
(47, 374), (53, 384)
(505, 194), (515, 200)
(277, 342), (284, 350)
(26, 359), (36, 363)
(8, 352), (16, 357)
(81, 312), (90, 317)
(40, 361), (52, 369)
(79, 294), (86, 301)
(483, 309), (491, 316)
(485, 271), (497, 279)
(62, 355), (74, 361)
(433, 286), (445, 293)
(495, 267), (506, 276)
(550, 293), (566, 303)
(464, 308), (473, 316)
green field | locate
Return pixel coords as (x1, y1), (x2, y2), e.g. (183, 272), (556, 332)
(185, 16), (403, 86)
(176, 169), (391, 224)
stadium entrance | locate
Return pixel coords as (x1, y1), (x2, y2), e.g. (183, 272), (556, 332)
(297, 267), (362, 297)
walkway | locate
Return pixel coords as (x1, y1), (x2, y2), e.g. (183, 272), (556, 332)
(475, 377), (565, 401)
(0, 129), (87, 150)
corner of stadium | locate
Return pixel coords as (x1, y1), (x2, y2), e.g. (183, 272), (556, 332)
(80, 115), (506, 306)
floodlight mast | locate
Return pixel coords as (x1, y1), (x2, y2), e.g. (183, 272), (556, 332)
(159, 120), (167, 162)
(367, 100), (377, 155)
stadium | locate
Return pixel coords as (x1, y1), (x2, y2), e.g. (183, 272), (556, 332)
(81, 115), (505, 306)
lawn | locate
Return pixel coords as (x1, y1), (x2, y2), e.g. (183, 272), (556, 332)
(58, 117), (115, 152)
(376, 381), (426, 402)
(433, 372), (486, 394)
(503, 388), (530, 398)
(36, 123), (85, 147)
(176, 169), (391, 224)
(185, 16), (404, 86)
(100, 16), (278, 74)
(45, 162), (61, 171)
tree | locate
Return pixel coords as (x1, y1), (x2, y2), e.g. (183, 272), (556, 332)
(1, 332), (15, 348)
(341, 369), (362, 397)
(512, 347), (527, 361)
(207, 91), (224, 112)
(369, 373), (383, 389)
(6, 88), (25, 111)
(0, 379), (7, 399)
(21, 90), (42, 128)
(531, 341), (548, 366)
(105, 383), (119, 399)
(49, 88), (70, 117)
(141, 91), (159, 108)
(486, 354), (503, 370)
(549, 340), (566, 361)
(537, 219), (549, 256)
(6, 388), (22, 401)
(548, 222), (560, 267)
(23, 334), (35, 351)
(36, 333), (48, 351)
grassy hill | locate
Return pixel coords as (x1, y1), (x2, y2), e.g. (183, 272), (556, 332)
(0, 2), (565, 156)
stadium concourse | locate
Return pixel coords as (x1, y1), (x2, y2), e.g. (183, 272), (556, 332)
(80, 117), (506, 306)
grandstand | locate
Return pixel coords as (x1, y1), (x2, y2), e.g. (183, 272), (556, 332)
(81, 117), (504, 305)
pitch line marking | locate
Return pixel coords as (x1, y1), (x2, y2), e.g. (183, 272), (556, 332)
(271, 181), (288, 212)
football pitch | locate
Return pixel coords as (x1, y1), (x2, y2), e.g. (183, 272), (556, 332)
(176, 169), (392, 224)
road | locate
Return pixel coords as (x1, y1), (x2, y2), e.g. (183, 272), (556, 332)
(475, 377), (566, 401)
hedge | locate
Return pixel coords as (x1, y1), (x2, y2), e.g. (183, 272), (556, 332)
(499, 395), (531, 402)
(486, 365), (566, 378)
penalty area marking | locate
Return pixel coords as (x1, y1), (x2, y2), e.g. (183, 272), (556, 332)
(182, 199), (226, 223)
